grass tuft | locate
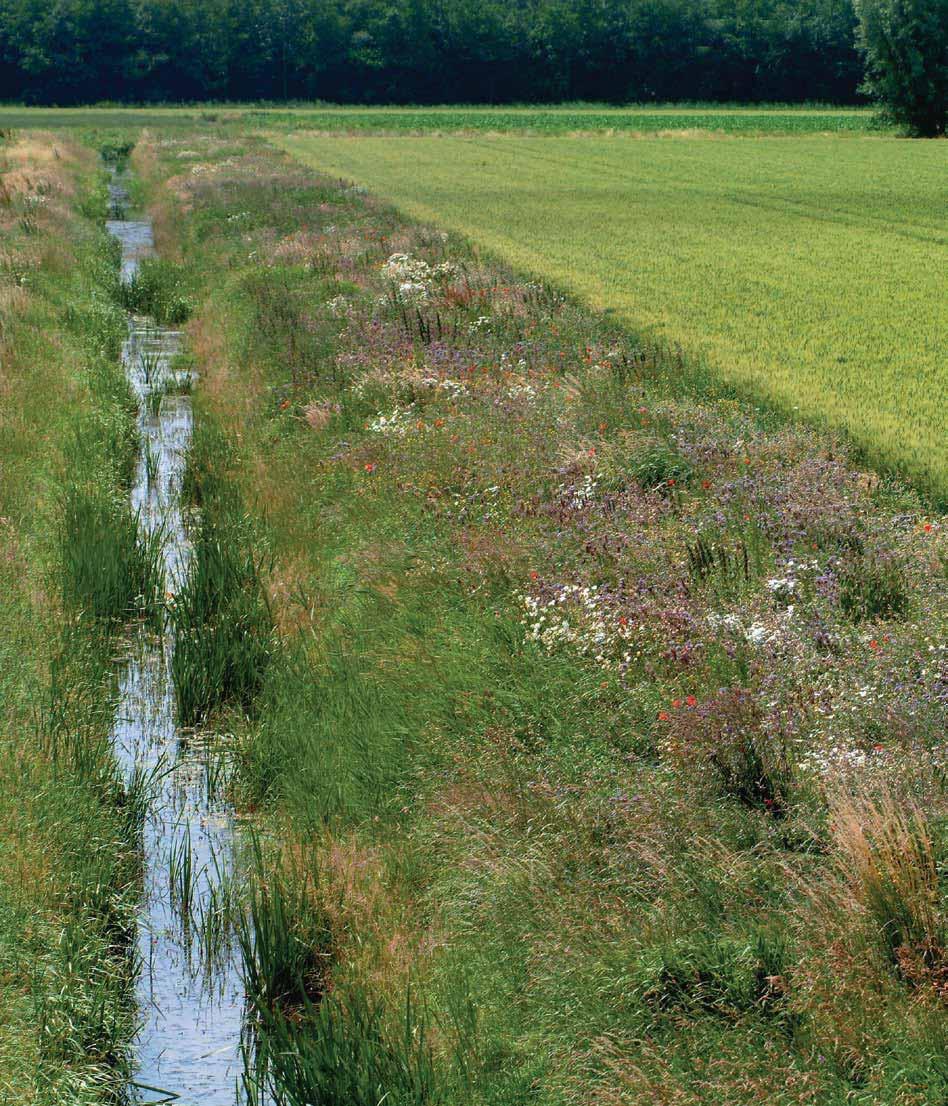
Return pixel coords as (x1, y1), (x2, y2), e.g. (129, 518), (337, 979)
(59, 481), (163, 624)
(830, 792), (947, 989)
(171, 425), (274, 725)
(121, 256), (193, 325)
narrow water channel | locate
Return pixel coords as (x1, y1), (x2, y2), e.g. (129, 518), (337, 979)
(107, 173), (247, 1105)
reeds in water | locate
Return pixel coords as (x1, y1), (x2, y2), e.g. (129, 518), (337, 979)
(59, 480), (164, 625)
(168, 421), (275, 725)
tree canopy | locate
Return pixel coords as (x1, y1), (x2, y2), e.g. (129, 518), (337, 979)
(0, 0), (865, 104)
(855, 0), (948, 134)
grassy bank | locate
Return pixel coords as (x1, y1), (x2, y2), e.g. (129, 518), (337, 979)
(135, 132), (946, 1106)
(0, 134), (146, 1102)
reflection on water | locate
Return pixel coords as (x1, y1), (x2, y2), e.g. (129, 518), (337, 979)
(108, 174), (248, 1106)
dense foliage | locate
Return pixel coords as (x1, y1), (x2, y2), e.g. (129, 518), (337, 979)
(855, 0), (948, 135)
(0, 0), (865, 104)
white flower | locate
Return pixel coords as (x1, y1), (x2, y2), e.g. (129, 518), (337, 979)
(557, 474), (598, 510)
(421, 376), (468, 399)
(519, 584), (633, 667)
(766, 577), (796, 594)
(398, 279), (429, 303)
(369, 404), (416, 437)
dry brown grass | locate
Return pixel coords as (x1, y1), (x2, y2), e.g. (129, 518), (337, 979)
(274, 831), (442, 1010)
(1, 133), (82, 194)
(134, 135), (187, 258)
(0, 281), (30, 321)
(578, 1035), (831, 1106)
(828, 790), (946, 994)
(778, 787), (948, 1092)
(266, 553), (325, 637)
(187, 307), (260, 430)
(302, 400), (339, 432)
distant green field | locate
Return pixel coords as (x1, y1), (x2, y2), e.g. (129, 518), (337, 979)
(0, 103), (882, 136)
(251, 105), (881, 135)
(281, 132), (947, 497)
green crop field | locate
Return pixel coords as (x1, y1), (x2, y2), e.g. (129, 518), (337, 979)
(0, 103), (881, 136)
(252, 105), (882, 135)
(280, 131), (948, 498)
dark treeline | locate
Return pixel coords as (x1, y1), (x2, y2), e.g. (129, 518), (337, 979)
(0, 0), (865, 105)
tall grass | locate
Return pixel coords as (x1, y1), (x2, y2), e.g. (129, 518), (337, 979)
(132, 132), (948, 1106)
(830, 793), (946, 982)
(244, 987), (447, 1106)
(239, 840), (333, 1013)
(0, 137), (156, 1099)
(238, 842), (448, 1106)
(120, 256), (193, 326)
(172, 424), (274, 725)
(236, 841), (448, 1106)
(59, 481), (164, 624)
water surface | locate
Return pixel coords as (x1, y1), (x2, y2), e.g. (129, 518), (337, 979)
(108, 174), (247, 1106)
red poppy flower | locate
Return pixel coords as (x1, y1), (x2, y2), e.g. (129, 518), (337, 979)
(658, 710), (670, 722)
(364, 463), (375, 473)
(686, 695), (698, 708)
(672, 699), (681, 709)
(869, 639), (880, 651)
(701, 480), (711, 490)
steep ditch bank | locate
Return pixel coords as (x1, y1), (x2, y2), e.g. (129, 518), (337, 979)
(0, 135), (142, 1104)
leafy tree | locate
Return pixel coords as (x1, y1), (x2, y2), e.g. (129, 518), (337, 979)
(854, 0), (948, 135)
(0, 0), (871, 105)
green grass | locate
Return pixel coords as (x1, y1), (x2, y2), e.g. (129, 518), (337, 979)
(0, 102), (883, 137)
(133, 132), (947, 1106)
(0, 135), (144, 1102)
(171, 423), (275, 726)
(119, 255), (194, 325)
(280, 132), (948, 500)
(8, 110), (944, 1106)
(252, 105), (883, 136)
(59, 481), (164, 624)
